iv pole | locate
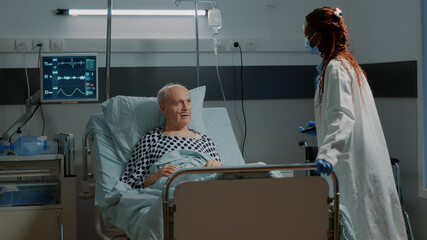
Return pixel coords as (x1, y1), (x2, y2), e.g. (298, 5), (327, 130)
(175, 0), (201, 87)
(175, 0), (216, 87)
(195, 0), (200, 87)
(105, 0), (112, 100)
(104, 0), (215, 93)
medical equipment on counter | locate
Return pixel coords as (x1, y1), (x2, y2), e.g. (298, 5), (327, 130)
(0, 132), (76, 240)
(0, 133), (75, 175)
(1, 90), (40, 143)
(0, 136), (49, 156)
(40, 53), (98, 103)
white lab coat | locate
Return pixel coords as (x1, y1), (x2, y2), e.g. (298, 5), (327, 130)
(314, 58), (407, 239)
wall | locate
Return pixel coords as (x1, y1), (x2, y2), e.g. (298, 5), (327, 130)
(0, 0), (425, 239)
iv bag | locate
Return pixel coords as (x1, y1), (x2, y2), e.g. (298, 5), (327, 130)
(208, 8), (222, 34)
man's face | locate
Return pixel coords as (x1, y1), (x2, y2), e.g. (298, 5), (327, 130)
(160, 86), (192, 128)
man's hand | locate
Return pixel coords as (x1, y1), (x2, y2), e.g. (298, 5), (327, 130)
(204, 160), (222, 167)
(143, 164), (177, 188)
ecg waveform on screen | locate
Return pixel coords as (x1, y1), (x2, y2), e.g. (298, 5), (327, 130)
(58, 88), (86, 97)
(56, 58), (86, 68)
(57, 75), (86, 80)
(42, 55), (97, 102)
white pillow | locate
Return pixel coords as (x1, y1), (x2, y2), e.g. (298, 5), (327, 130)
(101, 86), (207, 164)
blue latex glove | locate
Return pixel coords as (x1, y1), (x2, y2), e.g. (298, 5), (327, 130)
(315, 159), (333, 176)
(299, 121), (317, 136)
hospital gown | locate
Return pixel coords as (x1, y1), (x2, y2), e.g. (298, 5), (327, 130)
(315, 58), (407, 239)
(120, 127), (220, 189)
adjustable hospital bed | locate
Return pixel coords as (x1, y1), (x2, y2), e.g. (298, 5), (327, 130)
(80, 86), (344, 240)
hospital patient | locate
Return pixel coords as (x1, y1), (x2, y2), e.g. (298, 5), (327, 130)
(119, 83), (221, 189)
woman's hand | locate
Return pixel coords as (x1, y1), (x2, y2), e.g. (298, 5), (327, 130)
(299, 121), (317, 136)
(143, 164), (177, 188)
(315, 159), (333, 175)
(204, 160), (222, 167)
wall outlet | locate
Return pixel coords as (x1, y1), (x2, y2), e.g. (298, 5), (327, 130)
(231, 41), (241, 51)
(15, 39), (29, 51)
(32, 39), (48, 51)
(245, 40), (257, 51)
(216, 40), (226, 51)
(50, 39), (64, 51)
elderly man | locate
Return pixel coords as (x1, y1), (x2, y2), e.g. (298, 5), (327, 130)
(120, 83), (221, 188)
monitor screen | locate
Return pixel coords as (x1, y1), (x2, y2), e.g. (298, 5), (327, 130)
(40, 53), (98, 103)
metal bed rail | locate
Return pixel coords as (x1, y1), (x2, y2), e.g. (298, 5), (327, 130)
(79, 131), (94, 199)
(163, 163), (340, 240)
(79, 131), (127, 240)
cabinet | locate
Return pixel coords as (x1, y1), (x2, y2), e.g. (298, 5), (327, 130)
(0, 154), (76, 240)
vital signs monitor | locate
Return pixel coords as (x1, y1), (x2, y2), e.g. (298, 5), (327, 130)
(40, 53), (98, 103)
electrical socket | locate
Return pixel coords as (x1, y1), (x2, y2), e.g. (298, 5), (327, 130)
(245, 40), (257, 51)
(231, 41), (241, 51)
(32, 39), (48, 51)
(15, 39), (29, 51)
(216, 40), (226, 52)
(50, 39), (64, 51)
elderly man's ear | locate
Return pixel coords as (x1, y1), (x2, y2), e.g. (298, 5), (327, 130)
(159, 104), (166, 115)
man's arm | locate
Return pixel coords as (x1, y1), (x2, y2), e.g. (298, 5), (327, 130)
(143, 164), (178, 188)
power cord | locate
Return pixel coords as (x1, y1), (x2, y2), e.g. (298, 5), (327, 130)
(37, 43), (42, 76)
(234, 42), (247, 157)
(37, 43), (46, 136)
(40, 104), (45, 136)
(21, 47), (31, 135)
(22, 50), (30, 99)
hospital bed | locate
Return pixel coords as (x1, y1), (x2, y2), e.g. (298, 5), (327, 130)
(79, 86), (342, 240)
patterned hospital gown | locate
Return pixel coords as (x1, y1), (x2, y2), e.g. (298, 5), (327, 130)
(120, 128), (220, 189)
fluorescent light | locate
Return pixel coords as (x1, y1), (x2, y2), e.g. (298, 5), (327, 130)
(68, 9), (107, 16)
(61, 9), (207, 16)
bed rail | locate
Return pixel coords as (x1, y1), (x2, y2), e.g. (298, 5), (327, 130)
(79, 131), (95, 199)
(79, 131), (126, 240)
(163, 163), (339, 240)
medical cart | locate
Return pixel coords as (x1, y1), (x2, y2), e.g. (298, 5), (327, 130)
(0, 133), (76, 240)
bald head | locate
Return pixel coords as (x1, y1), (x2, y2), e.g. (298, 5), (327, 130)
(157, 83), (188, 105)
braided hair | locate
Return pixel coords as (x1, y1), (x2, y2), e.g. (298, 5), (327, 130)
(305, 7), (366, 103)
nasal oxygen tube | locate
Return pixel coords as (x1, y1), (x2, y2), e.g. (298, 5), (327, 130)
(208, 7), (222, 55)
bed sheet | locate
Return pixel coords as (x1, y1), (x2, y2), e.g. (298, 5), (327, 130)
(104, 150), (219, 240)
(104, 149), (279, 240)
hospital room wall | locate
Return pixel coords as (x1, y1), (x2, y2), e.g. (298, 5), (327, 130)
(0, 0), (425, 239)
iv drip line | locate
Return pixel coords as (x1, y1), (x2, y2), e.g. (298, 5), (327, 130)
(175, 0), (218, 87)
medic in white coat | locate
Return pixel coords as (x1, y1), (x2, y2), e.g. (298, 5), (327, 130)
(303, 7), (407, 240)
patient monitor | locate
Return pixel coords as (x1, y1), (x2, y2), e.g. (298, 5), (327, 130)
(40, 53), (98, 103)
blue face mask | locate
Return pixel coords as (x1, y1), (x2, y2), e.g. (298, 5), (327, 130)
(305, 32), (320, 55)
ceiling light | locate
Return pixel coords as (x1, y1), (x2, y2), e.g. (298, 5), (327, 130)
(56, 9), (207, 16)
